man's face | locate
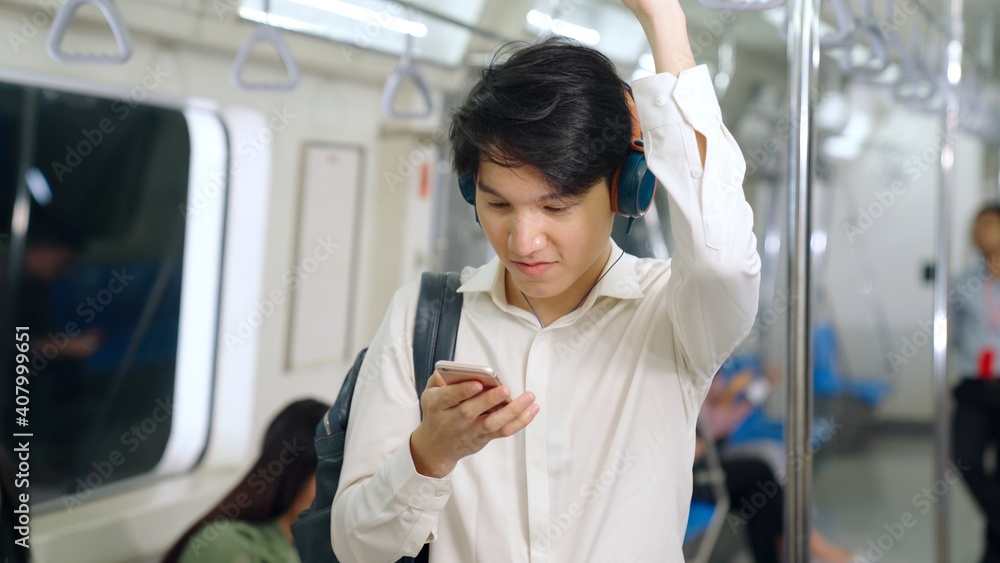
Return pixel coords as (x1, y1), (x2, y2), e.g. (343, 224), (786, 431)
(476, 160), (615, 300)
(973, 211), (1000, 257)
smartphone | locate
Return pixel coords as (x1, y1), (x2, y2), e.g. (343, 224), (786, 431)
(435, 360), (501, 389)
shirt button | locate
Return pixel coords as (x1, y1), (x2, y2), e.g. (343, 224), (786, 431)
(692, 168), (704, 178)
(655, 95), (668, 106)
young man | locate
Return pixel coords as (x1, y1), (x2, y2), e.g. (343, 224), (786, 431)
(952, 202), (1000, 563)
(332, 0), (761, 560)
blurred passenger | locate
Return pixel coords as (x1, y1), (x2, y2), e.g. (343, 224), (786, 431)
(697, 369), (855, 563)
(162, 398), (329, 563)
(0, 222), (102, 486)
(11, 223), (103, 358)
(952, 201), (1000, 563)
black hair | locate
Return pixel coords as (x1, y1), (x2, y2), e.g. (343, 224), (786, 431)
(976, 201), (1000, 222)
(450, 37), (634, 199)
(162, 398), (329, 563)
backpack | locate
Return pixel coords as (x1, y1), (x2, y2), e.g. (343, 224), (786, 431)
(291, 272), (463, 563)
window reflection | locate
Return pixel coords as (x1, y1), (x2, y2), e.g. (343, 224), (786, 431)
(0, 83), (193, 506)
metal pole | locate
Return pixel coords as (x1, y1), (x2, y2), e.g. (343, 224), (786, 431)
(785, 0), (818, 559)
(2, 89), (37, 344)
(996, 147), (1000, 199)
(1, 89), (37, 444)
(935, 0), (963, 558)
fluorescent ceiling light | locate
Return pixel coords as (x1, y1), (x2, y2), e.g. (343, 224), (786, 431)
(526, 10), (600, 45)
(240, 7), (331, 36)
(292, 0), (428, 37)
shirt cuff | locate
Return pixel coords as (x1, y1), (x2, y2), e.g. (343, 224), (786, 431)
(630, 65), (722, 132)
(386, 439), (453, 511)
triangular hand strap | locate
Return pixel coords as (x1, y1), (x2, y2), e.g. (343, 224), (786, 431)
(47, 0), (133, 64)
(231, 24), (300, 91)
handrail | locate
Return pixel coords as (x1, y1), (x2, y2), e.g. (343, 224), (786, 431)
(380, 30), (433, 119)
(699, 0), (785, 12)
(714, 24), (735, 99)
(777, 0), (854, 50)
(231, 0), (300, 91)
(956, 21), (998, 140)
(231, 24), (300, 91)
(836, 0), (891, 80)
(690, 416), (731, 563)
(841, 25), (892, 77)
(47, 0), (132, 64)
(959, 73), (1000, 142)
(819, 0), (855, 48)
(893, 26), (938, 104)
(980, 20), (995, 75)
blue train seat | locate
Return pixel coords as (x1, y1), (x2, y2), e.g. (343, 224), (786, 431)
(813, 323), (892, 406)
(684, 500), (718, 543)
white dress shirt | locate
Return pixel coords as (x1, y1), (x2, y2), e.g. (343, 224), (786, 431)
(332, 65), (761, 563)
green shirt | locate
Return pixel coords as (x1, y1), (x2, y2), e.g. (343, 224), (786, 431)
(178, 519), (299, 563)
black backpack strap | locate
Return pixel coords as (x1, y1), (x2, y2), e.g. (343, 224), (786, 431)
(409, 272), (462, 563)
(412, 271), (463, 405)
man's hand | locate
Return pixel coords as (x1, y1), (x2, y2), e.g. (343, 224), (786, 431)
(410, 371), (540, 478)
(621, 0), (695, 77)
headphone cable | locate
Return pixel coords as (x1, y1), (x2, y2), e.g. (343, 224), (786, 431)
(521, 217), (634, 328)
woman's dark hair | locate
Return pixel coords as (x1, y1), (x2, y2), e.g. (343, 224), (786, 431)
(450, 37), (634, 198)
(162, 398), (329, 563)
(976, 201), (1000, 222)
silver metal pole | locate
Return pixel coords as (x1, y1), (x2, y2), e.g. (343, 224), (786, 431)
(785, 0), (819, 559)
(935, 0), (963, 559)
(2, 89), (38, 336)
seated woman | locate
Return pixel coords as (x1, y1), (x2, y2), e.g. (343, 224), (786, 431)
(697, 373), (856, 563)
(163, 398), (329, 563)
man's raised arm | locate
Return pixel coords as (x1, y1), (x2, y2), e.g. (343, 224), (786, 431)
(624, 0), (762, 380)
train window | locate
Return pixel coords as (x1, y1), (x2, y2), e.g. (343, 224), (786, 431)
(0, 81), (226, 510)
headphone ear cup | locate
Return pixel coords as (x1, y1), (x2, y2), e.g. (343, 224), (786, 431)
(458, 175), (477, 206)
(614, 146), (656, 218)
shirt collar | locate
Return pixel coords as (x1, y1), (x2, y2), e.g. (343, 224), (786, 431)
(457, 239), (646, 305)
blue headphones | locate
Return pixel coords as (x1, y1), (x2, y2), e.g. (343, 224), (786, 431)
(456, 92), (656, 222)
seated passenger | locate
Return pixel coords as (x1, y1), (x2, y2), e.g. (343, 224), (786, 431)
(162, 398), (329, 563)
(697, 373), (855, 563)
